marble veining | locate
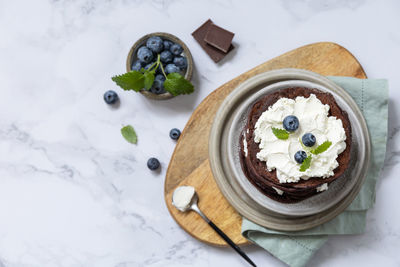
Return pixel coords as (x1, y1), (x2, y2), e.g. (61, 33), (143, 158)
(0, 0), (399, 266)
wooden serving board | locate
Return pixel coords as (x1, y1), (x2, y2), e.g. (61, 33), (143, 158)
(164, 42), (367, 246)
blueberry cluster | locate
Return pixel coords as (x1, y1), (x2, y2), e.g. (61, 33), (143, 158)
(281, 115), (318, 164)
(131, 36), (188, 95)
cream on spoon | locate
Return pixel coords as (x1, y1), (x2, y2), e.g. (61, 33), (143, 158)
(172, 186), (257, 267)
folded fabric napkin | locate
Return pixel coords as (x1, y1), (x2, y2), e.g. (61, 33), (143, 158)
(241, 77), (389, 267)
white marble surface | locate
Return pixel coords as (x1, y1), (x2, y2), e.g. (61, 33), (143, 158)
(0, 0), (399, 266)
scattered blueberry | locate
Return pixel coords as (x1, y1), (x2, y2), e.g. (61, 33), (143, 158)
(150, 79), (166, 94)
(173, 56), (187, 69)
(169, 128), (181, 140)
(160, 50), (173, 63)
(302, 133), (316, 147)
(137, 46), (153, 64)
(165, 64), (180, 74)
(283, 115), (299, 132)
(146, 36), (164, 53)
(147, 157), (160, 170)
(294, 151), (307, 164)
(170, 43), (183, 55)
(131, 60), (143, 71)
(155, 74), (166, 82)
(163, 40), (173, 51)
(103, 90), (118, 105)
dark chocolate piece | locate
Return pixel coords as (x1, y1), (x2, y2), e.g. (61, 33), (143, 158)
(192, 19), (234, 63)
(204, 23), (234, 53)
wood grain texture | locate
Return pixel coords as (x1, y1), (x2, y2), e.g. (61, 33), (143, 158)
(164, 42), (367, 246)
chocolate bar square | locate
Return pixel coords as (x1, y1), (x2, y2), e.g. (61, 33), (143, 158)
(204, 23), (234, 53)
(192, 19), (234, 63)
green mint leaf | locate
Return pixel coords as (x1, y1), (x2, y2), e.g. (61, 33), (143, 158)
(299, 155), (312, 172)
(272, 127), (289, 140)
(121, 125), (137, 144)
(164, 73), (194, 96)
(112, 71), (145, 92)
(311, 141), (332, 155)
(143, 72), (155, 90)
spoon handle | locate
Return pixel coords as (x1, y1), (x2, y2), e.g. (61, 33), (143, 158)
(191, 205), (256, 267)
(207, 220), (257, 267)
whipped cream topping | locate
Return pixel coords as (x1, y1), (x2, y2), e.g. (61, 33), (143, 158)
(272, 186), (284, 195)
(254, 94), (347, 183)
(316, 183), (328, 192)
(243, 133), (248, 157)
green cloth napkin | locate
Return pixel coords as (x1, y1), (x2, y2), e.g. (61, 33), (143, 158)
(241, 77), (389, 267)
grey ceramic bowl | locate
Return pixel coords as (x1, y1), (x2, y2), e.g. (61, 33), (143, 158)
(126, 32), (194, 100)
(209, 68), (371, 231)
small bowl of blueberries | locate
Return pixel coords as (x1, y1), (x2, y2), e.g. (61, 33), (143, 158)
(126, 32), (194, 100)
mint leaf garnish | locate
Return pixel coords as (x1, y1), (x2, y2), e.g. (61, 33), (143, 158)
(164, 72), (194, 96)
(311, 141), (332, 155)
(112, 71), (144, 92)
(143, 72), (155, 90)
(111, 53), (194, 96)
(121, 125), (137, 144)
(272, 127), (289, 140)
(299, 155), (312, 172)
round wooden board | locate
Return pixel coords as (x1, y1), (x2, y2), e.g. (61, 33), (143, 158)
(164, 42), (367, 246)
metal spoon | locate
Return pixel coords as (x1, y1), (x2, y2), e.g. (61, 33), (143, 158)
(172, 188), (257, 267)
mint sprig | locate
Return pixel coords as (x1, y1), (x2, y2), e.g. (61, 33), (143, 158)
(121, 125), (137, 144)
(311, 141), (332, 155)
(112, 71), (145, 92)
(111, 53), (194, 96)
(164, 72), (194, 96)
(143, 72), (155, 90)
(272, 127), (290, 140)
(299, 155), (312, 172)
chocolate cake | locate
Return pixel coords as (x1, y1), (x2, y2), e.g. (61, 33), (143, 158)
(239, 87), (352, 203)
